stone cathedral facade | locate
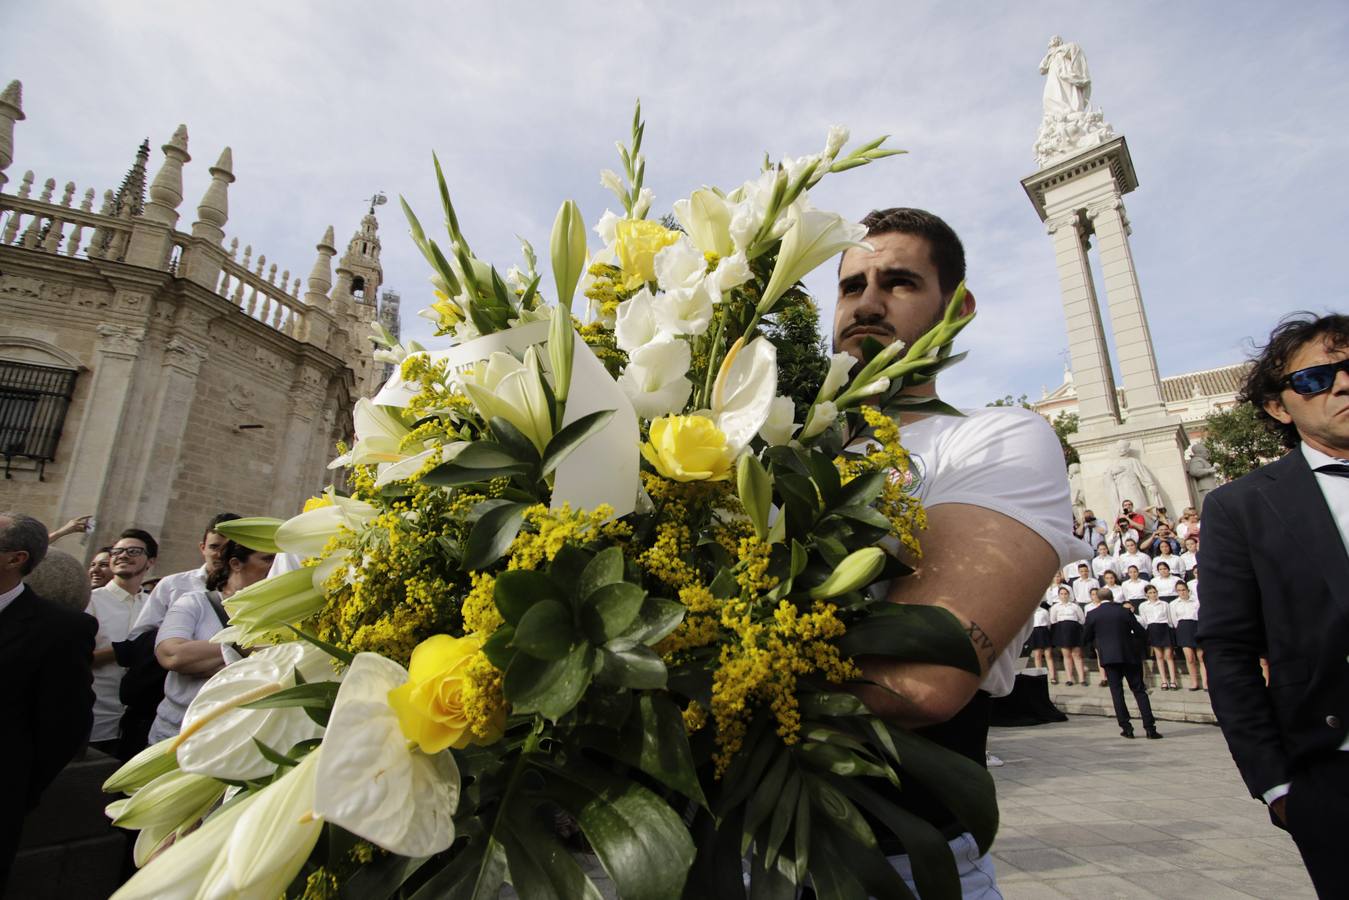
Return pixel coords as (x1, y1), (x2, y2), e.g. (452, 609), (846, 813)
(0, 79), (397, 571)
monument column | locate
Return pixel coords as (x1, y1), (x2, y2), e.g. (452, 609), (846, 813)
(1086, 197), (1167, 418)
(1047, 210), (1119, 428)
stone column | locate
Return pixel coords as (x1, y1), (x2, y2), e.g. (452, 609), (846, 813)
(1087, 197), (1167, 419)
(270, 362), (330, 516)
(1047, 211), (1119, 428)
(0, 80), (24, 193)
(57, 324), (146, 544)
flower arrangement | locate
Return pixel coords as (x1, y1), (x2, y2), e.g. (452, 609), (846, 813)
(105, 105), (990, 900)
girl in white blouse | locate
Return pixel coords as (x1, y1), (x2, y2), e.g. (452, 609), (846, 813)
(1043, 570), (1067, 608)
(1138, 585), (1180, 689)
(1049, 587), (1088, 685)
(1029, 604), (1054, 680)
(1120, 567), (1150, 605)
(1149, 562), (1181, 601)
(1168, 581), (1205, 691)
(1090, 542), (1118, 580)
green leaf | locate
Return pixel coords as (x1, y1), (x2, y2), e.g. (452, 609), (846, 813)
(804, 828), (869, 900)
(422, 460), (532, 487)
(287, 626), (355, 665)
(610, 693), (706, 806)
(409, 832), (507, 900)
(610, 595), (685, 647)
(450, 441), (524, 469)
(240, 680), (340, 710)
(481, 624), (516, 670)
(251, 737), (299, 769)
(338, 846), (431, 900)
(792, 779), (811, 884)
(804, 775), (876, 850)
(830, 504), (892, 534)
(512, 599), (576, 660)
(594, 645), (666, 690)
(504, 643), (593, 721)
(495, 570), (563, 625)
(741, 748), (790, 854)
(530, 756), (695, 900)
(763, 771), (801, 868)
(461, 501), (529, 571)
(799, 692), (867, 718)
(802, 450), (842, 508)
(579, 581), (645, 644)
(830, 776), (957, 900)
(817, 824), (916, 900)
(797, 742), (893, 781)
(539, 409), (616, 479)
(834, 471), (886, 509)
(498, 807), (605, 900)
(737, 452), (773, 541)
(488, 416), (541, 465)
(576, 545), (624, 602)
(717, 716), (779, 813)
(835, 604), (981, 675)
(880, 725), (999, 854)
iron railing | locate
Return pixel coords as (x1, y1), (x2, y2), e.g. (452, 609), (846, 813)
(0, 360), (78, 479)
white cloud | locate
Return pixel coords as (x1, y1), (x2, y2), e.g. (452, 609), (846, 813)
(6, 0), (1349, 414)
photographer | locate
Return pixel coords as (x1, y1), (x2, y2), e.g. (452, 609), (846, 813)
(1142, 522), (1182, 557)
(1077, 510), (1107, 550)
(1107, 516), (1140, 555)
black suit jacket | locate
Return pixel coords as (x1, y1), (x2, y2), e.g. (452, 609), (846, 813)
(1197, 449), (1349, 800)
(1083, 601), (1146, 666)
(0, 586), (96, 876)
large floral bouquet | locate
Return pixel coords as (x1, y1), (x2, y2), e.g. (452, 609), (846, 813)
(105, 106), (991, 900)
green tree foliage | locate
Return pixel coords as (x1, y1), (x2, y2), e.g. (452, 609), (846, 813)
(985, 396), (1079, 467)
(764, 290), (829, 420)
(1203, 403), (1286, 481)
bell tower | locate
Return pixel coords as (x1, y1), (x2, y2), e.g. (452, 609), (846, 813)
(340, 192), (385, 310)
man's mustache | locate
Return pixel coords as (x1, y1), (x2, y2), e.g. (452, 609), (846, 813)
(840, 318), (896, 341)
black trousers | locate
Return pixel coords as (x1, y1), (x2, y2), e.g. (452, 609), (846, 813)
(1101, 662), (1155, 730)
(1284, 753), (1349, 898)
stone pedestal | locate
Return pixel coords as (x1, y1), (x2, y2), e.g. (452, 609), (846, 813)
(1024, 136), (1193, 519)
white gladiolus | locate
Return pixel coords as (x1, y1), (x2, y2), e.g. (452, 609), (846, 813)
(800, 400), (839, 440)
(653, 237), (705, 292)
(599, 169), (625, 203)
(819, 352), (857, 401)
(708, 251), (752, 296)
(313, 653), (460, 857)
(615, 287), (660, 353)
(758, 396), (799, 446)
(616, 339), (693, 419)
(824, 125), (850, 160)
(175, 643), (338, 782)
(633, 187), (654, 219)
(652, 281), (715, 338)
(594, 209), (622, 245)
(712, 337), (779, 453)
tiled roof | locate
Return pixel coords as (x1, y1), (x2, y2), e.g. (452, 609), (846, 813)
(1160, 363), (1251, 404)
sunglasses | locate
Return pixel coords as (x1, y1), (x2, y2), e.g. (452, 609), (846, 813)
(1283, 358), (1349, 395)
(109, 547), (147, 558)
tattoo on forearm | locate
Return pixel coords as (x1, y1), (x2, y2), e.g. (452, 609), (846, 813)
(966, 620), (997, 668)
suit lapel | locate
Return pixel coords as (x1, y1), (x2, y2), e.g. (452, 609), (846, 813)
(1261, 452), (1349, 611)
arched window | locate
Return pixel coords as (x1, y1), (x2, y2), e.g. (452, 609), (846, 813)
(0, 338), (82, 480)
(352, 275), (366, 299)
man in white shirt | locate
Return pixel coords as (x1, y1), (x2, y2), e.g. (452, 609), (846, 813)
(1071, 562), (1098, 606)
(86, 529), (155, 758)
(1198, 313), (1349, 896)
(834, 208), (1087, 897)
(1116, 539), (1152, 578)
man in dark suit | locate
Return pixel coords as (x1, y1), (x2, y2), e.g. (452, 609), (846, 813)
(1083, 586), (1161, 739)
(1198, 313), (1349, 898)
(0, 513), (97, 895)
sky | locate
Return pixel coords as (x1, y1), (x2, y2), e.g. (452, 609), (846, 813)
(5, 1), (1348, 410)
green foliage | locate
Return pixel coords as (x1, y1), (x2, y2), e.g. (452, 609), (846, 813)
(764, 291), (830, 421)
(985, 393), (1030, 408)
(1051, 412), (1080, 466)
(1204, 403), (1285, 481)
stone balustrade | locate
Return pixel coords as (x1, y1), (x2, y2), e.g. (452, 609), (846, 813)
(0, 180), (132, 260)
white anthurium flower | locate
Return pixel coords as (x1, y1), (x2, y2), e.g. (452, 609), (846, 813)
(653, 237), (705, 292)
(461, 347), (553, 454)
(800, 400), (839, 440)
(673, 188), (735, 258)
(820, 351), (857, 401)
(652, 281), (715, 338)
(615, 287), (659, 354)
(707, 251), (752, 296)
(824, 125), (850, 161)
(758, 396), (799, 446)
(112, 750), (322, 900)
(274, 494), (378, 559)
(175, 643), (339, 782)
(712, 337), (779, 453)
(616, 338), (693, 420)
(760, 204), (870, 313)
(313, 653), (460, 857)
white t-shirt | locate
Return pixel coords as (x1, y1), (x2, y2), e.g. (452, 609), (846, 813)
(88, 582), (147, 741)
(894, 406), (1087, 697)
(148, 590), (227, 743)
(130, 565), (208, 638)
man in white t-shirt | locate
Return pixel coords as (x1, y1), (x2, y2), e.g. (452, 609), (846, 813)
(128, 512), (240, 639)
(834, 207), (1087, 897)
(86, 529), (155, 757)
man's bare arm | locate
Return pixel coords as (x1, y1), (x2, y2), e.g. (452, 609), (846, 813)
(852, 503), (1060, 727)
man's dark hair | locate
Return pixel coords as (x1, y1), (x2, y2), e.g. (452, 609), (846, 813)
(1239, 312), (1349, 449)
(118, 528), (159, 560)
(205, 538), (259, 592)
(857, 207), (966, 297)
(0, 512), (50, 575)
(204, 512), (242, 543)
(1097, 587), (1114, 602)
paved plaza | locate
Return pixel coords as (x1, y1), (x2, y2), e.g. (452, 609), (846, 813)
(987, 717), (1314, 899)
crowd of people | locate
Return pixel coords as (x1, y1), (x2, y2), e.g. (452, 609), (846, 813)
(1027, 500), (1208, 692)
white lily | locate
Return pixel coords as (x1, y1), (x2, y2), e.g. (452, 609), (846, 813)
(615, 286), (659, 354)
(105, 737), (180, 794)
(328, 399), (412, 469)
(652, 281), (715, 339)
(112, 750), (323, 900)
(273, 493), (378, 559)
(758, 396), (799, 446)
(673, 188), (735, 258)
(313, 653), (460, 857)
(712, 337), (779, 453)
(176, 642), (339, 782)
(820, 351), (857, 402)
(616, 339), (693, 420)
(372, 444), (446, 489)
(221, 567), (326, 644)
(107, 769), (226, 867)
(760, 204), (870, 313)
(800, 400), (839, 440)
(461, 347), (554, 454)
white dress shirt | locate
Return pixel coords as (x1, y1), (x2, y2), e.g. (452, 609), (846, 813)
(1044, 585), (1067, 606)
(1032, 606), (1051, 629)
(1153, 552), (1186, 578)
(1091, 554), (1120, 580)
(1138, 598), (1170, 627)
(1049, 601), (1085, 625)
(0, 582), (24, 618)
(1072, 576), (1099, 606)
(130, 564), (209, 638)
(1120, 579), (1150, 602)
(1168, 597), (1200, 627)
(88, 581), (147, 741)
(1180, 550), (1198, 572)
(1150, 574), (1182, 599)
(1116, 551), (1152, 577)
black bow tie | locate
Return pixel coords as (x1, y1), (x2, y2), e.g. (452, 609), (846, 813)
(1316, 464), (1349, 477)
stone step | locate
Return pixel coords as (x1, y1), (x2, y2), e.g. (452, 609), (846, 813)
(1022, 662), (1218, 725)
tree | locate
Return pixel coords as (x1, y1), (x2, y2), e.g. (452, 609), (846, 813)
(985, 396), (1079, 467)
(1203, 403), (1286, 481)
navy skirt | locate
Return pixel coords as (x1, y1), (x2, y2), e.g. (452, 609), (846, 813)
(1029, 625), (1052, 649)
(1146, 623), (1173, 649)
(1050, 620), (1083, 648)
(1175, 619), (1199, 649)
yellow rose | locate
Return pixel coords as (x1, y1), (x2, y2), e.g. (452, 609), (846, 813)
(388, 634), (495, 753)
(641, 415), (735, 482)
(614, 219), (680, 289)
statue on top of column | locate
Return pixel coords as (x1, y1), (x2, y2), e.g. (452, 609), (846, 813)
(1033, 36), (1115, 169)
